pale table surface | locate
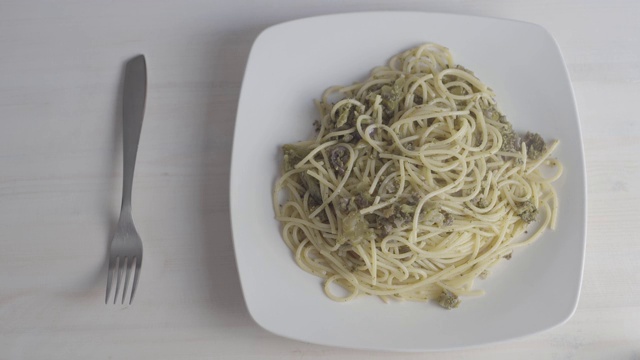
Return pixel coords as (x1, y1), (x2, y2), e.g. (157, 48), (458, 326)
(1, 1), (638, 359)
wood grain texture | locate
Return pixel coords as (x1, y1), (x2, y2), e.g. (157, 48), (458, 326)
(0, 1), (638, 359)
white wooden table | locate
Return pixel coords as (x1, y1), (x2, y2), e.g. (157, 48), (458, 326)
(1, 1), (638, 359)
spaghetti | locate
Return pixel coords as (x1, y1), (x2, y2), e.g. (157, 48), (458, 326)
(273, 43), (562, 308)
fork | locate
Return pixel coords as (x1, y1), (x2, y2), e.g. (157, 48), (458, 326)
(106, 54), (146, 305)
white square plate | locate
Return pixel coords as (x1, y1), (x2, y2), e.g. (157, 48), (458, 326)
(230, 12), (586, 351)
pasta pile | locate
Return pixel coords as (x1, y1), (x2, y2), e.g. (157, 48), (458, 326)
(273, 43), (562, 308)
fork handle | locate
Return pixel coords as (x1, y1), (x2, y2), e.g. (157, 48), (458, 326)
(121, 55), (147, 211)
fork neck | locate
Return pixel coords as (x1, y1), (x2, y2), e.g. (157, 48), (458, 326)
(121, 139), (137, 214)
(120, 155), (136, 213)
(121, 176), (133, 215)
(120, 201), (133, 216)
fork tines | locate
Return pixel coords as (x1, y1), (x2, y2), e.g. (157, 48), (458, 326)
(105, 256), (141, 305)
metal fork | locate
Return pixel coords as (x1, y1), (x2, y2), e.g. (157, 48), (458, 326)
(106, 54), (146, 305)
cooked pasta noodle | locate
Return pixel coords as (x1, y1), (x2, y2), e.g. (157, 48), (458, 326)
(273, 43), (562, 308)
